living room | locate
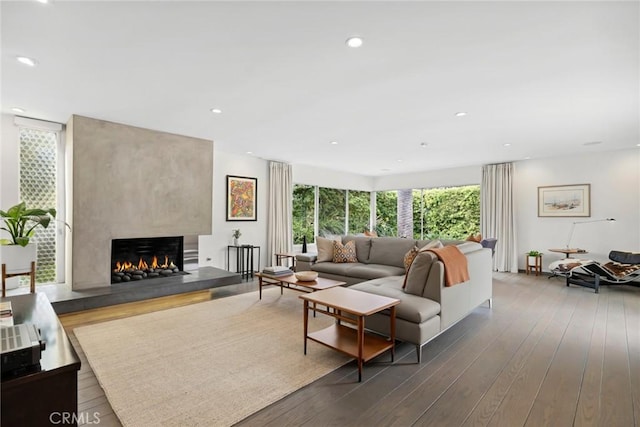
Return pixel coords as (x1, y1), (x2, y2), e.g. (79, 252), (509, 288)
(1, 1), (639, 426)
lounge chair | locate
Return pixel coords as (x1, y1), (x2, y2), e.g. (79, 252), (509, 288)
(550, 250), (640, 293)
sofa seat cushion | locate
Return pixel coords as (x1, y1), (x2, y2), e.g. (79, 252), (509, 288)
(351, 277), (441, 324)
(347, 263), (406, 280)
(312, 262), (365, 277)
(312, 262), (405, 280)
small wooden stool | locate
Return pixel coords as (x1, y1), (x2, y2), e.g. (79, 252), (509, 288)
(525, 254), (543, 276)
(1, 262), (36, 298)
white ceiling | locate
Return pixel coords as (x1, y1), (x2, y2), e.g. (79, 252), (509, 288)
(2, 1), (638, 177)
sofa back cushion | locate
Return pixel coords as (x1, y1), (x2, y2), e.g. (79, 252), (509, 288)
(403, 250), (438, 296)
(316, 236), (340, 262)
(342, 235), (372, 263)
(368, 237), (417, 268)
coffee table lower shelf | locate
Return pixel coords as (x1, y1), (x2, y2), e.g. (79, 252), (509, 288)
(307, 324), (394, 363)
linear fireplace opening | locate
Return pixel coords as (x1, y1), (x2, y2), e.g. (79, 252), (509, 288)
(111, 236), (185, 284)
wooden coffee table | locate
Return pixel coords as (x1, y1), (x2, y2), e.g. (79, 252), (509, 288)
(256, 272), (345, 300)
(299, 287), (400, 382)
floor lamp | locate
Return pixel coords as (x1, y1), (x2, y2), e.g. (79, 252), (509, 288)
(566, 218), (616, 249)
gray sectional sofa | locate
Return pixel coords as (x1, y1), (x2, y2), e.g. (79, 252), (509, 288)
(296, 236), (493, 361)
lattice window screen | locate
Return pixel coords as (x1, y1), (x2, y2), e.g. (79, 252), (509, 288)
(19, 128), (58, 284)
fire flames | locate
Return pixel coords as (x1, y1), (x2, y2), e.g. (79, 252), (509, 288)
(114, 255), (175, 272)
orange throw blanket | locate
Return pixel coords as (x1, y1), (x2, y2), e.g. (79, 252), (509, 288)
(427, 245), (470, 287)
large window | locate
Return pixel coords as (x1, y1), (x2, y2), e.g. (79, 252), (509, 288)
(375, 185), (480, 239)
(293, 183), (478, 243)
(416, 185), (480, 239)
(348, 190), (370, 235)
(318, 187), (346, 236)
(292, 185), (372, 243)
(375, 190), (397, 236)
(19, 127), (61, 284)
(292, 184), (315, 245)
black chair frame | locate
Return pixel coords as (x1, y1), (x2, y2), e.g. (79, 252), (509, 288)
(566, 250), (640, 293)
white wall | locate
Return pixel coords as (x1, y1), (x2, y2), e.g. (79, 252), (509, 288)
(514, 149), (640, 271)
(293, 164), (374, 191)
(0, 114), (20, 209)
(373, 165), (481, 191)
(198, 151), (270, 272)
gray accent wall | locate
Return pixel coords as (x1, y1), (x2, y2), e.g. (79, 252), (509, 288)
(66, 115), (213, 289)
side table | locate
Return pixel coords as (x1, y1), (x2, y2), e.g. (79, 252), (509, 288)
(548, 248), (588, 259)
(525, 254), (542, 276)
(274, 252), (297, 271)
(299, 287), (400, 382)
(227, 245), (261, 281)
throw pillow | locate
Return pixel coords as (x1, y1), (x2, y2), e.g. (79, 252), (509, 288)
(466, 233), (482, 243)
(316, 236), (339, 262)
(364, 230), (378, 237)
(403, 246), (420, 272)
(332, 240), (358, 263)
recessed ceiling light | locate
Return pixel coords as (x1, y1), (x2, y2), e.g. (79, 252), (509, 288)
(16, 56), (37, 67)
(11, 107), (25, 113)
(637, 143), (640, 147)
(246, 151), (253, 155)
(345, 36), (363, 48)
(330, 141), (338, 145)
(381, 168), (391, 172)
(524, 156), (531, 160)
(210, 108), (222, 114)
(396, 159), (403, 162)
(454, 112), (467, 117)
(503, 143), (511, 147)
(36, 0), (49, 3)
(583, 141), (602, 146)
(420, 142), (428, 148)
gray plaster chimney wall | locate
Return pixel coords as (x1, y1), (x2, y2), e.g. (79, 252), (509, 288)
(66, 115), (213, 290)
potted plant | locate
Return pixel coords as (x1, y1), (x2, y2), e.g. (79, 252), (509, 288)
(527, 250), (542, 265)
(232, 229), (241, 246)
(0, 202), (59, 278)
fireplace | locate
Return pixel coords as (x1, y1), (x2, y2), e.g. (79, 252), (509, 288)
(111, 236), (184, 284)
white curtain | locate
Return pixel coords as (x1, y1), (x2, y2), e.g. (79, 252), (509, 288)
(267, 161), (293, 267)
(481, 163), (518, 272)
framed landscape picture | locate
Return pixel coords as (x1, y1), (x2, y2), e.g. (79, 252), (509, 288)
(226, 175), (257, 221)
(538, 184), (590, 217)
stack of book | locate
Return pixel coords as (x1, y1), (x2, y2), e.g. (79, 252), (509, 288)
(0, 301), (14, 327)
(262, 266), (294, 276)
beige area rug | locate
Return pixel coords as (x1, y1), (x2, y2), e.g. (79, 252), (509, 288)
(75, 288), (350, 426)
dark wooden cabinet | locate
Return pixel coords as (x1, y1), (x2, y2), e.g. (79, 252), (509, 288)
(1, 293), (81, 426)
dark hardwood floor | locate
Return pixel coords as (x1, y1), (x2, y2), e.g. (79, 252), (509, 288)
(60, 273), (640, 427)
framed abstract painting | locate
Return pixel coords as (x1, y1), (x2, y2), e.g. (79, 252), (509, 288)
(226, 175), (257, 221)
(538, 184), (590, 217)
